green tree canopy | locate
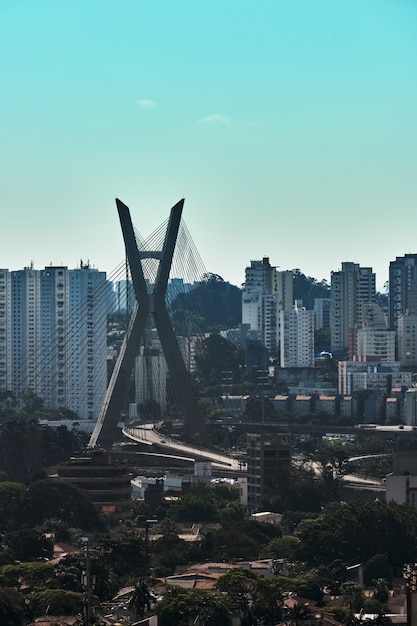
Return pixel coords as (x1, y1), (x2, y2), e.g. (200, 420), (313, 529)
(0, 587), (27, 626)
(29, 589), (84, 618)
(13, 478), (104, 531)
(156, 587), (232, 626)
(170, 274), (241, 335)
(295, 501), (417, 569)
(194, 334), (244, 389)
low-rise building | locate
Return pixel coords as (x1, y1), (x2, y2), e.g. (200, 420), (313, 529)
(56, 451), (132, 519)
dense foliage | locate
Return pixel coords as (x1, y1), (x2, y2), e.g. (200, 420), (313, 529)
(0, 418), (87, 484)
(294, 500), (417, 569)
(170, 273), (242, 334)
(292, 269), (330, 309)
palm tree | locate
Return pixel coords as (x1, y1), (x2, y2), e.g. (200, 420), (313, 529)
(284, 601), (314, 626)
(129, 578), (152, 618)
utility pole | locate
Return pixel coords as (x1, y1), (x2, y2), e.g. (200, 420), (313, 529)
(257, 368), (269, 422)
(404, 563), (417, 626)
(81, 538), (93, 626)
(221, 370), (233, 413)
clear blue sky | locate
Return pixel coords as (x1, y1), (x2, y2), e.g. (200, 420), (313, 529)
(2, 0), (417, 290)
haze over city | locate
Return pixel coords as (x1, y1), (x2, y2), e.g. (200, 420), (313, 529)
(2, 1), (417, 289)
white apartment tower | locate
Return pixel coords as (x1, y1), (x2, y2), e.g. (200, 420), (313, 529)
(11, 267), (42, 396)
(280, 301), (315, 368)
(331, 262), (376, 354)
(6, 263), (108, 420)
(67, 265), (108, 420)
(242, 258), (293, 353)
(0, 270), (12, 392)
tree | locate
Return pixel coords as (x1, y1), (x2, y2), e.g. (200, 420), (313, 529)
(215, 568), (259, 625)
(129, 579), (152, 618)
(13, 478), (104, 531)
(363, 554), (393, 586)
(3, 528), (53, 562)
(0, 587), (27, 626)
(170, 274), (241, 335)
(29, 589), (84, 617)
(292, 269), (330, 309)
(262, 535), (300, 560)
(0, 482), (25, 532)
(251, 576), (283, 624)
(0, 420), (86, 483)
(156, 587), (231, 626)
(194, 334), (244, 389)
(371, 578), (390, 604)
(340, 582), (365, 612)
(167, 483), (220, 523)
(284, 601), (314, 626)
(295, 501), (417, 569)
(97, 533), (147, 580)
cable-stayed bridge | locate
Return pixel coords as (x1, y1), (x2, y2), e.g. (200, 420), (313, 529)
(9, 198), (237, 464)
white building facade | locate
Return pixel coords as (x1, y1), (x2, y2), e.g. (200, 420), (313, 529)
(280, 301), (315, 368)
(242, 258), (293, 353)
(5, 264), (108, 420)
(331, 262), (376, 354)
(356, 322), (396, 362)
(0, 269), (12, 393)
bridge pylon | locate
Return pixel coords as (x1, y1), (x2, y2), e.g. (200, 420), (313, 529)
(89, 198), (206, 450)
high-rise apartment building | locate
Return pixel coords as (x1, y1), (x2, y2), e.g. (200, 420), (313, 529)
(314, 298), (331, 331)
(280, 301), (315, 368)
(11, 266), (42, 396)
(398, 313), (417, 368)
(330, 262), (376, 354)
(0, 269), (12, 392)
(355, 322), (396, 362)
(389, 254), (417, 329)
(5, 263), (108, 420)
(242, 258), (293, 353)
(247, 432), (291, 511)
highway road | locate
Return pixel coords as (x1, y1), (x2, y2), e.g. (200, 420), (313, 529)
(123, 423), (245, 472)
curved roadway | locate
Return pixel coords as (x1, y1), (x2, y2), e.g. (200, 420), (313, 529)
(123, 423), (245, 472)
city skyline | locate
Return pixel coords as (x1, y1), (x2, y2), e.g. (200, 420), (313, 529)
(2, 1), (417, 290)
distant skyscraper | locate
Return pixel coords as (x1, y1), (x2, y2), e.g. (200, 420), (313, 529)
(6, 263), (108, 420)
(0, 269), (12, 393)
(314, 298), (331, 331)
(280, 300), (315, 368)
(398, 312), (417, 368)
(389, 253), (417, 329)
(11, 266), (42, 396)
(330, 262), (376, 354)
(242, 258), (293, 353)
